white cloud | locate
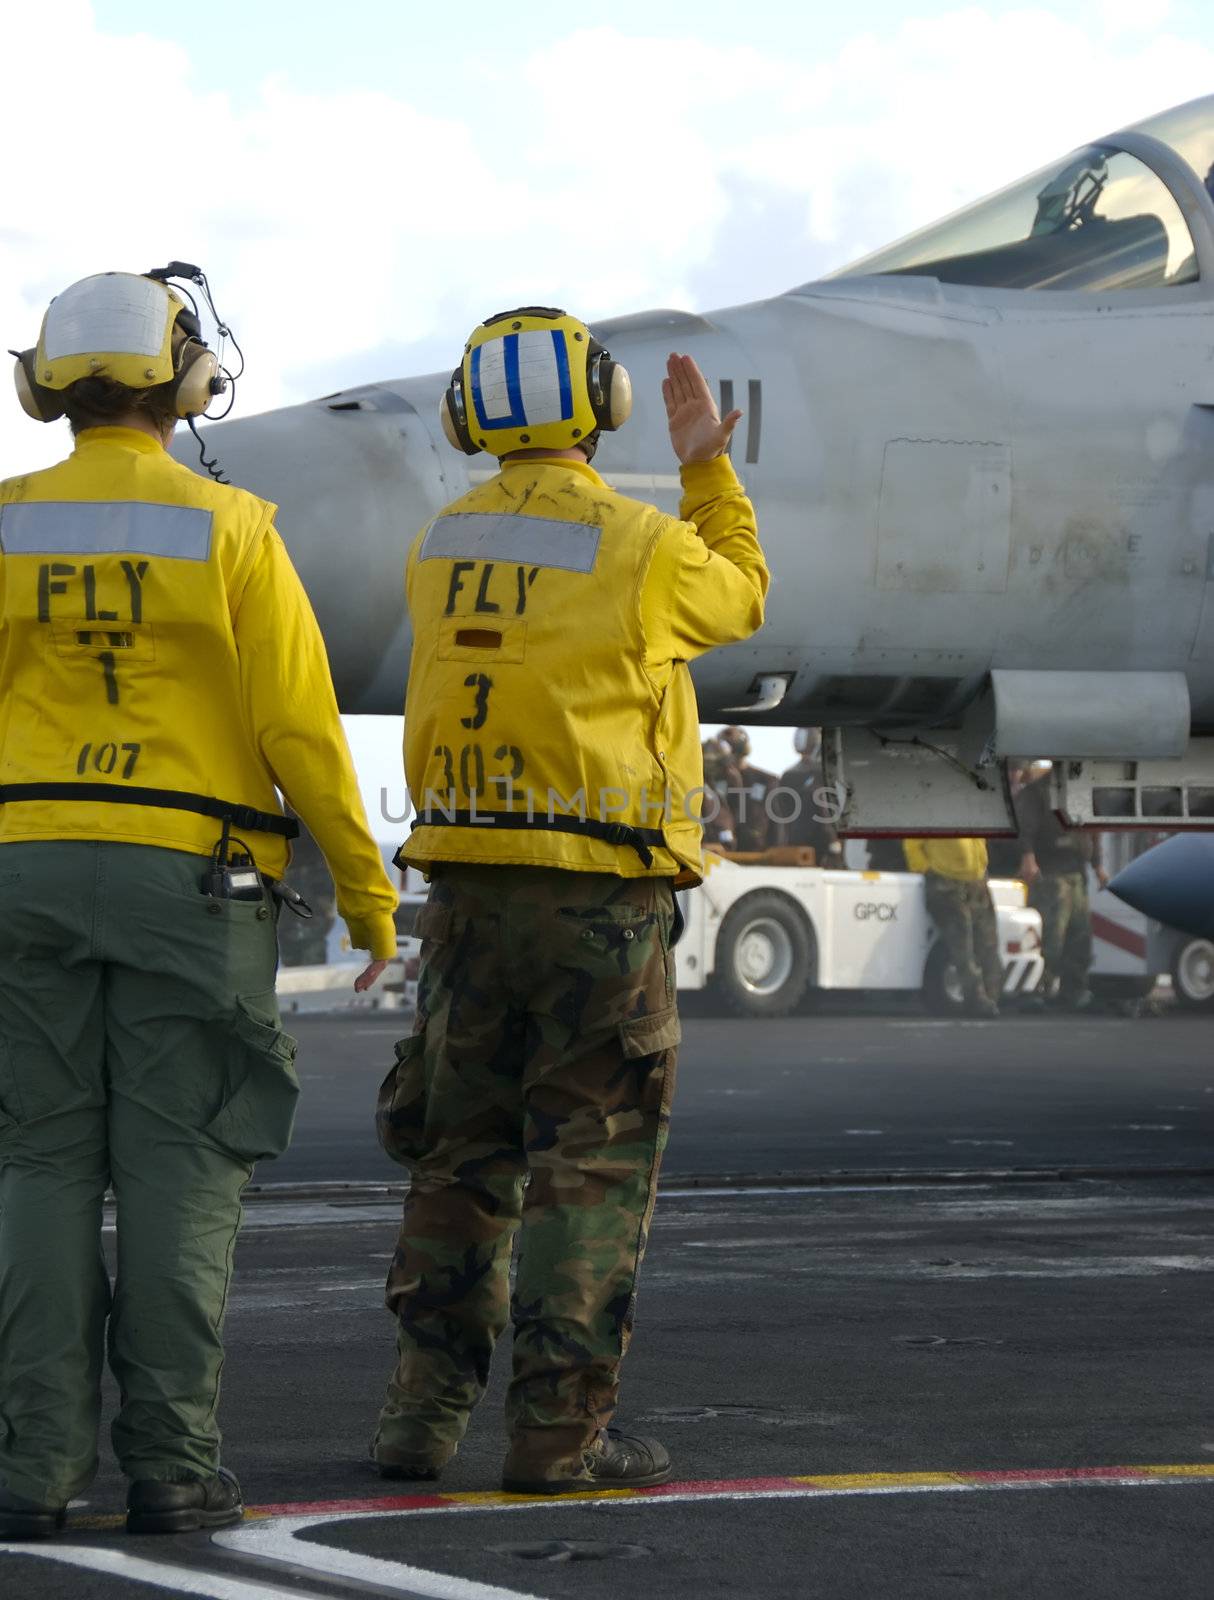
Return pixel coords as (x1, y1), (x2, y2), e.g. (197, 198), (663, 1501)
(2, 3), (1213, 481)
(1097, 0), (1175, 35)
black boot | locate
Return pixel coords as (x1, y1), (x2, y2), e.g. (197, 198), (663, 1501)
(127, 1467), (243, 1535)
(0, 1486), (67, 1540)
(503, 1428), (672, 1495)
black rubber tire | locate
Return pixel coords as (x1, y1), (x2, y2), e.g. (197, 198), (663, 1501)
(712, 891), (814, 1018)
(1171, 937), (1214, 1011)
(922, 941), (966, 1015)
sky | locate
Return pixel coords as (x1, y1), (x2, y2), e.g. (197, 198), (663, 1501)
(4, 1), (1214, 832)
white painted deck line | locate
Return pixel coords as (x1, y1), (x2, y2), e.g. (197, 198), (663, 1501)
(215, 1513), (542, 1599)
(0, 1542), (322, 1598)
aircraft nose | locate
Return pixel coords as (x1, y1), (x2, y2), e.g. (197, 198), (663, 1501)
(1109, 834), (1214, 938)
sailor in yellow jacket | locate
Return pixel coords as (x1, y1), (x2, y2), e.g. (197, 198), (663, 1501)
(0, 268), (397, 1540)
(374, 309), (767, 1494)
(903, 836), (1004, 1015)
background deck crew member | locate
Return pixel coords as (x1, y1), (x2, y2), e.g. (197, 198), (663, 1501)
(0, 268), (397, 1540)
(777, 727), (843, 864)
(374, 306), (768, 1494)
(903, 835), (1004, 1016)
(1015, 762), (1107, 1009)
(701, 735), (744, 850)
(718, 725), (778, 852)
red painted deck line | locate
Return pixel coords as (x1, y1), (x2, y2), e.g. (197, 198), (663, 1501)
(1092, 910), (1148, 960)
(249, 1464), (1214, 1520)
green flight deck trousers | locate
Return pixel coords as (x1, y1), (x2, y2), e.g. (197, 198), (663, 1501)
(374, 864), (681, 1486)
(0, 841), (299, 1507)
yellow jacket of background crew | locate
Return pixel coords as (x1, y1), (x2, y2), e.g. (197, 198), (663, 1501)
(403, 453), (767, 885)
(0, 427), (397, 958)
(902, 836), (989, 881)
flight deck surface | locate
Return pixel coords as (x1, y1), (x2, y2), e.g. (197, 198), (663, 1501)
(4, 1010), (1212, 1598)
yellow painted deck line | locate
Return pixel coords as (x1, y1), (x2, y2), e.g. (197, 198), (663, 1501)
(792, 1471), (967, 1489)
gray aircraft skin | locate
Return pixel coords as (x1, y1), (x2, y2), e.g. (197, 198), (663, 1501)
(186, 95), (1214, 789)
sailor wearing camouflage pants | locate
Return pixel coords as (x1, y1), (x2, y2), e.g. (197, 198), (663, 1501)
(376, 867), (679, 1486)
(372, 315), (767, 1493)
(903, 837), (1003, 1016)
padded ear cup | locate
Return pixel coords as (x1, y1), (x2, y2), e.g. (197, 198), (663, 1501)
(439, 392), (463, 451)
(587, 347), (632, 432)
(440, 370), (478, 454)
(605, 361), (632, 430)
(173, 342), (222, 418)
(12, 348), (64, 422)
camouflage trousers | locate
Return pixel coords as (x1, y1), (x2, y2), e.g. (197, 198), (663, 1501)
(1029, 871), (1092, 999)
(374, 864), (680, 1484)
(923, 873), (1003, 1007)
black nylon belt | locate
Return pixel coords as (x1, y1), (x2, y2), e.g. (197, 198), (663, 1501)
(403, 810), (664, 868)
(0, 783), (299, 839)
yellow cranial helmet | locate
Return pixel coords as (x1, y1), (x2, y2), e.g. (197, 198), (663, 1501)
(13, 271), (220, 423)
(440, 305), (632, 458)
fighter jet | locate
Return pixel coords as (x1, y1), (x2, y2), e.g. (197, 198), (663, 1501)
(184, 94), (1214, 836)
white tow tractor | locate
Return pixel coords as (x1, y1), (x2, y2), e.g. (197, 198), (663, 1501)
(674, 851), (1043, 1018)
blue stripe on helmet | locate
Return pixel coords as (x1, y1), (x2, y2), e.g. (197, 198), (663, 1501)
(469, 335), (530, 431)
(503, 333), (524, 425)
(469, 343), (485, 424)
(551, 328), (573, 421)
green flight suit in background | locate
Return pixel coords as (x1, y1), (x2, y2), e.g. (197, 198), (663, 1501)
(1028, 871), (1093, 1000)
(1015, 772), (1102, 1003)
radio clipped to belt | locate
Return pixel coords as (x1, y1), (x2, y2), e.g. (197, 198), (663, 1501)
(202, 817), (313, 918)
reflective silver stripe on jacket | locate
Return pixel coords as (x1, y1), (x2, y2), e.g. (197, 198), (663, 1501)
(419, 511), (601, 574)
(0, 502), (214, 561)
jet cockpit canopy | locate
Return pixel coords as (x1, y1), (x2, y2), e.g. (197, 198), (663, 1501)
(830, 93), (1214, 293)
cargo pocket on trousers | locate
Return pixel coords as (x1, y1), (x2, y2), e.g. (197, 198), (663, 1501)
(376, 1032), (429, 1167)
(619, 1005), (681, 1123)
(619, 1006), (681, 1060)
(206, 999), (301, 1162)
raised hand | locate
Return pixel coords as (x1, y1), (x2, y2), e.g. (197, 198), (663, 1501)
(661, 353), (743, 465)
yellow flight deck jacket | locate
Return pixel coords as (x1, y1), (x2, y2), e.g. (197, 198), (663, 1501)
(0, 426), (397, 958)
(902, 836), (990, 882)
(403, 452), (768, 885)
